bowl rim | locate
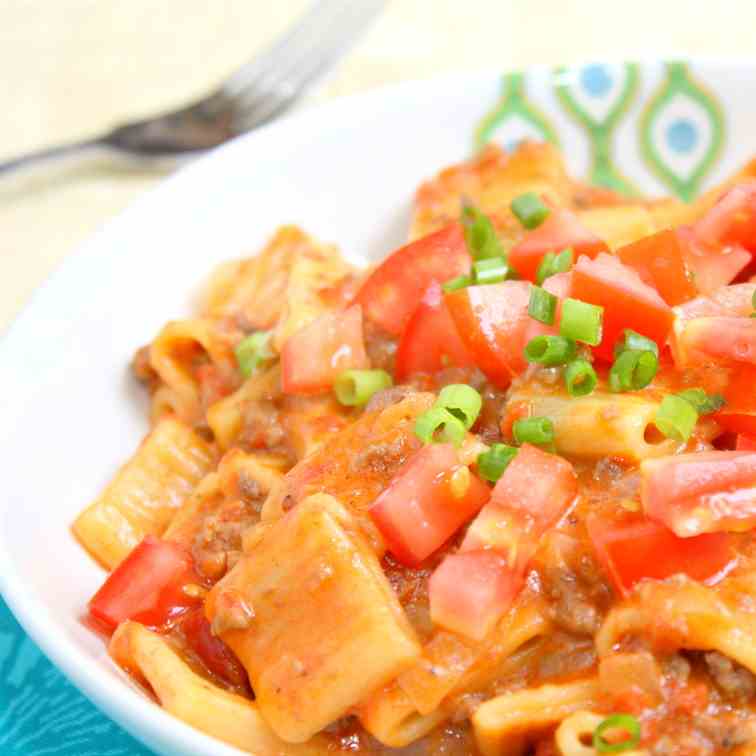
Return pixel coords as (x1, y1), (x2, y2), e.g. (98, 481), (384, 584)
(2, 57), (756, 755)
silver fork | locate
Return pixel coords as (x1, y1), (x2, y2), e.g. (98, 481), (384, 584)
(0, 0), (385, 176)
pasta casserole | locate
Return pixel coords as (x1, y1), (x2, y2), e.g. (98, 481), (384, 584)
(74, 141), (756, 755)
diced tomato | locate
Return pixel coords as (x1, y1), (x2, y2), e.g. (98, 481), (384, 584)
(678, 226), (751, 295)
(445, 281), (532, 388)
(281, 304), (369, 394)
(368, 444), (490, 566)
(672, 316), (756, 368)
(717, 365), (756, 437)
(355, 223), (470, 336)
(616, 229), (697, 306)
(89, 537), (201, 633)
(430, 445), (576, 640)
(178, 609), (248, 690)
(487, 443), (578, 533)
(642, 451), (756, 536)
(428, 550), (523, 641)
(737, 435), (756, 451)
(694, 181), (756, 253)
(570, 252), (674, 362)
(394, 282), (475, 380)
(509, 208), (608, 282)
(587, 513), (733, 597)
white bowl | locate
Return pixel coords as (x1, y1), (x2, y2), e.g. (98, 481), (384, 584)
(2, 61), (755, 755)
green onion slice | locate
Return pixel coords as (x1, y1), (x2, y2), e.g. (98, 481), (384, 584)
(442, 274), (473, 293)
(461, 202), (505, 260)
(613, 329), (660, 358)
(528, 286), (558, 325)
(676, 388), (726, 415)
(609, 350), (659, 392)
(513, 416), (554, 449)
(415, 407), (466, 447)
(536, 248), (574, 285)
(334, 369), (393, 407)
(510, 192), (551, 230)
(559, 298), (603, 346)
(235, 331), (274, 379)
(436, 384), (482, 429)
(655, 394), (698, 442)
(565, 359), (598, 397)
(477, 444), (518, 483)
(524, 335), (576, 366)
(593, 713), (642, 753)
(752, 289), (756, 310)
(473, 257), (509, 285)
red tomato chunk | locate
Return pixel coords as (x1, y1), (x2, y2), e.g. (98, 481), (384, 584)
(355, 223), (470, 336)
(642, 451), (756, 536)
(281, 304), (369, 394)
(368, 443), (490, 566)
(89, 536), (201, 632)
(587, 514), (733, 597)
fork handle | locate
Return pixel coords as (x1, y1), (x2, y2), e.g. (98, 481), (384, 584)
(0, 138), (108, 177)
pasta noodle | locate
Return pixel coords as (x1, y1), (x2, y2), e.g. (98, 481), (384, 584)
(73, 416), (216, 568)
(507, 390), (678, 462)
(472, 677), (600, 756)
(206, 494), (421, 742)
(110, 621), (332, 754)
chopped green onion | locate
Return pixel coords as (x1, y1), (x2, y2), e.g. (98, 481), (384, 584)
(609, 350), (659, 392)
(513, 416), (554, 449)
(524, 335), (576, 366)
(473, 257), (509, 285)
(477, 444), (518, 483)
(536, 248), (574, 285)
(565, 359), (598, 397)
(510, 192), (550, 230)
(442, 274), (473, 293)
(752, 289), (756, 310)
(461, 203), (505, 260)
(436, 384), (482, 430)
(560, 298), (603, 346)
(593, 713), (642, 753)
(654, 394), (698, 443)
(415, 407), (466, 447)
(235, 331), (274, 379)
(528, 286), (558, 325)
(613, 329), (660, 358)
(676, 388), (726, 415)
(334, 369), (393, 407)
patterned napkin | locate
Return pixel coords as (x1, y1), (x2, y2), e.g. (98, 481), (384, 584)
(0, 598), (152, 755)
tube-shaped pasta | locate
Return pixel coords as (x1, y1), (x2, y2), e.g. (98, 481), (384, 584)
(206, 494), (421, 743)
(149, 318), (235, 424)
(472, 677), (600, 756)
(555, 711), (649, 756)
(73, 417), (216, 569)
(271, 239), (352, 352)
(110, 621), (331, 754)
(356, 680), (448, 748)
(508, 390), (678, 462)
(202, 226), (338, 330)
(398, 599), (550, 716)
(597, 577), (756, 676)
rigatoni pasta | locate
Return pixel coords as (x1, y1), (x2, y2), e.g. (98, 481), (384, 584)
(75, 141), (756, 753)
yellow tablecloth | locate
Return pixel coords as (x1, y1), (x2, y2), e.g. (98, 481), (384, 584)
(2, 0), (754, 330)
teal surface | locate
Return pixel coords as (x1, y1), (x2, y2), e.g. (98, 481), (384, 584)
(0, 597), (152, 755)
